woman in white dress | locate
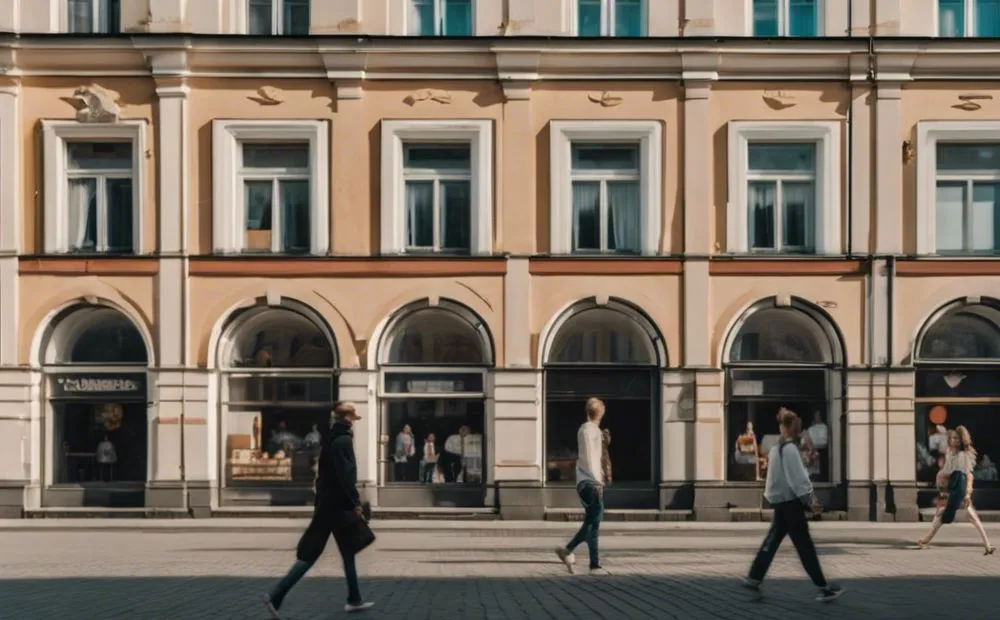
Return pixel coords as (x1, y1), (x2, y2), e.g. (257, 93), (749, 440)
(917, 427), (995, 555)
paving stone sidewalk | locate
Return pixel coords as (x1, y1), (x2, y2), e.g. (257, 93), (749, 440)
(1, 525), (997, 619)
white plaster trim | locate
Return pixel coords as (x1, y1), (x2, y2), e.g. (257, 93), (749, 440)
(0, 86), (20, 253)
(537, 296), (667, 368)
(380, 119), (494, 255)
(368, 297), (495, 368)
(41, 120), (146, 255)
(915, 121), (1000, 255)
(726, 120), (841, 255)
(211, 119), (330, 255)
(549, 120), (663, 255)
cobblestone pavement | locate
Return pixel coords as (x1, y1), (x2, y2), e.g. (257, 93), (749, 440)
(1, 523), (999, 619)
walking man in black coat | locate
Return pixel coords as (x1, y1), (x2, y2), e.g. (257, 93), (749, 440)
(263, 401), (374, 617)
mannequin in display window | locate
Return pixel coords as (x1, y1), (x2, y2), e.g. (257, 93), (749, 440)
(806, 411), (829, 481)
(735, 421), (760, 481)
(252, 416), (262, 452)
(304, 424), (322, 449)
(443, 426), (470, 483)
(95, 434), (117, 482)
(421, 433), (438, 483)
(394, 425), (415, 482)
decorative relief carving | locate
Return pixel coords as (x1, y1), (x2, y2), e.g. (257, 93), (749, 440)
(248, 86), (284, 106)
(587, 92), (623, 107)
(63, 84), (121, 123)
(762, 90), (798, 109)
(953, 93), (993, 112)
(403, 89), (452, 106)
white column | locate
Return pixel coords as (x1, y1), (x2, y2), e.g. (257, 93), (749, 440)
(661, 370), (694, 482)
(693, 370), (724, 481)
(875, 82), (903, 255)
(849, 83), (872, 256)
(493, 369), (543, 519)
(0, 83), (20, 368)
(504, 258), (531, 367)
(683, 78), (713, 255)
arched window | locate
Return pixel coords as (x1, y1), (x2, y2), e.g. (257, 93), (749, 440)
(222, 307), (335, 369)
(729, 307), (833, 364)
(383, 307), (489, 366)
(46, 305), (148, 365)
(548, 307), (657, 365)
(918, 308), (1000, 361)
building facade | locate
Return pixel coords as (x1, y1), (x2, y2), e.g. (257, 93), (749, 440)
(1, 0), (999, 521)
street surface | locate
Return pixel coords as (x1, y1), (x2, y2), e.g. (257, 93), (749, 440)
(1, 521), (998, 619)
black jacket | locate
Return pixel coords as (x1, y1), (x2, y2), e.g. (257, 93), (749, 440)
(315, 420), (361, 511)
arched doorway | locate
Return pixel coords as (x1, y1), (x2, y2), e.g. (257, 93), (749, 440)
(542, 298), (665, 509)
(723, 298), (844, 504)
(216, 301), (337, 507)
(914, 299), (1000, 510)
(376, 299), (493, 508)
(41, 304), (151, 508)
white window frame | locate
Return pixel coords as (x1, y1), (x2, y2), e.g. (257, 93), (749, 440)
(212, 120), (329, 255)
(937, 0), (997, 37)
(42, 120), (145, 254)
(239, 144), (311, 254)
(569, 144), (642, 253)
(745, 145), (817, 253)
(916, 121), (1000, 254)
(64, 0), (119, 34)
(571, 0), (647, 37)
(402, 144), (473, 253)
(407, 0), (476, 36)
(381, 120), (493, 255)
(747, 0), (824, 37)
(550, 121), (662, 256)
(727, 121), (840, 255)
(236, 0), (310, 35)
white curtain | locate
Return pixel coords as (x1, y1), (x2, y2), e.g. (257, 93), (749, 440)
(572, 182), (600, 250)
(67, 0), (92, 33)
(409, 0), (432, 35)
(748, 181), (775, 250)
(405, 182), (434, 248)
(936, 182), (965, 252)
(608, 181), (640, 252)
(67, 178), (97, 251)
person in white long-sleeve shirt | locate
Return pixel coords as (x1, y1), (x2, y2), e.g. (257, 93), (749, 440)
(743, 408), (844, 603)
(554, 397), (607, 574)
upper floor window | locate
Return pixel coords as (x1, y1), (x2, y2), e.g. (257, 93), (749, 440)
(409, 0), (473, 36)
(248, 0), (310, 35)
(578, 0), (644, 37)
(213, 121), (329, 255)
(549, 121), (662, 256)
(933, 144), (1000, 253)
(752, 0), (818, 37)
(68, 0), (120, 34)
(939, 0), (1000, 37)
(727, 122), (841, 255)
(381, 120), (493, 255)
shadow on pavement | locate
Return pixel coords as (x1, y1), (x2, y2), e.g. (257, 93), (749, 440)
(0, 574), (994, 620)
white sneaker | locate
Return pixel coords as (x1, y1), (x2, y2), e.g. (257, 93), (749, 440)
(345, 601), (375, 613)
(589, 566), (610, 576)
(554, 547), (576, 574)
(261, 594), (283, 620)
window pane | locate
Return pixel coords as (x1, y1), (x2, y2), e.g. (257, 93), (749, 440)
(972, 182), (999, 251)
(409, 0), (435, 35)
(440, 181), (471, 251)
(280, 180), (310, 253)
(283, 0), (310, 35)
(940, 0), (965, 36)
(572, 144), (639, 171)
(978, 0), (1000, 36)
(405, 181), (434, 248)
(752, 0), (779, 36)
(101, 0), (121, 34)
(788, 0), (817, 36)
(67, 142), (132, 170)
(443, 0), (472, 35)
(607, 181), (641, 252)
(106, 178), (133, 253)
(68, 0), (93, 33)
(936, 182), (966, 252)
(572, 181), (601, 251)
(937, 143), (1000, 171)
(578, 0), (602, 36)
(749, 181), (776, 250)
(615, 0), (643, 36)
(403, 144), (471, 171)
(748, 143), (816, 172)
(782, 181), (814, 250)
(248, 0), (273, 35)
(245, 181), (273, 251)
(242, 143), (309, 169)
(67, 178), (98, 252)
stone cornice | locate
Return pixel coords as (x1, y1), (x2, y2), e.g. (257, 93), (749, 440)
(0, 36), (999, 82)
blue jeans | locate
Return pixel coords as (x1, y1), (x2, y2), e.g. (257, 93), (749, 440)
(565, 481), (604, 568)
(747, 500), (827, 587)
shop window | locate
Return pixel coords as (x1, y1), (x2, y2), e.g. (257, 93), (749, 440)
(725, 302), (840, 484)
(548, 307), (656, 364)
(55, 400), (147, 485)
(577, 0), (645, 37)
(408, 0), (473, 36)
(246, 0), (310, 35)
(752, 0), (818, 37)
(939, 0), (1000, 37)
(67, 0), (120, 34)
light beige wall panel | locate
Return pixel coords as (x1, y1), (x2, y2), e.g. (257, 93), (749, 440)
(311, 0), (362, 33)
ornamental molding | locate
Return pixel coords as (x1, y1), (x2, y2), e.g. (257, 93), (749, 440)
(248, 86), (283, 106)
(61, 84), (121, 123)
(403, 88), (452, 106)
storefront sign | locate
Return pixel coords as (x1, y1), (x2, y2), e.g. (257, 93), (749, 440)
(50, 373), (147, 400)
(407, 379), (464, 393)
(731, 380), (764, 397)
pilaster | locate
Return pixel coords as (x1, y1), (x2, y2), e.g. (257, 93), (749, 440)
(691, 369), (726, 520)
(682, 76), (713, 255)
(493, 369), (542, 519)
(661, 370), (694, 509)
(849, 82), (872, 255)
(148, 370), (210, 515)
(339, 370), (377, 503)
(875, 81), (904, 255)
(504, 258), (531, 367)
(0, 82), (20, 368)
(0, 368), (31, 516)
(500, 85), (535, 253)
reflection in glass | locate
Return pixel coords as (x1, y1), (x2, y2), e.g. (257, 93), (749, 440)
(384, 399), (484, 484)
(225, 308), (334, 368)
(385, 309), (486, 365)
(55, 402), (147, 484)
(730, 308), (830, 363)
(549, 308), (655, 364)
(919, 311), (1000, 360)
(56, 307), (148, 364)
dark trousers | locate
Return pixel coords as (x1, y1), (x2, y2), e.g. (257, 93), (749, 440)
(748, 500), (827, 587)
(565, 481), (604, 568)
(269, 506), (362, 607)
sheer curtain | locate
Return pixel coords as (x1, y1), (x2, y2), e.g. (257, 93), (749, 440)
(614, 0), (643, 36)
(788, 0), (817, 36)
(67, 178), (97, 252)
(409, 0), (434, 35)
(281, 180), (310, 253)
(444, 0), (473, 35)
(572, 182), (600, 251)
(608, 181), (640, 252)
(936, 182), (965, 252)
(405, 182), (434, 249)
(440, 181), (471, 251)
(978, 0), (1000, 36)
(748, 181), (776, 250)
(781, 181), (813, 250)
(939, 0), (965, 36)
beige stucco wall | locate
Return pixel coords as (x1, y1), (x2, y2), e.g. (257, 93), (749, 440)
(188, 275), (505, 369)
(710, 83), (850, 254)
(19, 78), (157, 255)
(18, 274), (157, 366)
